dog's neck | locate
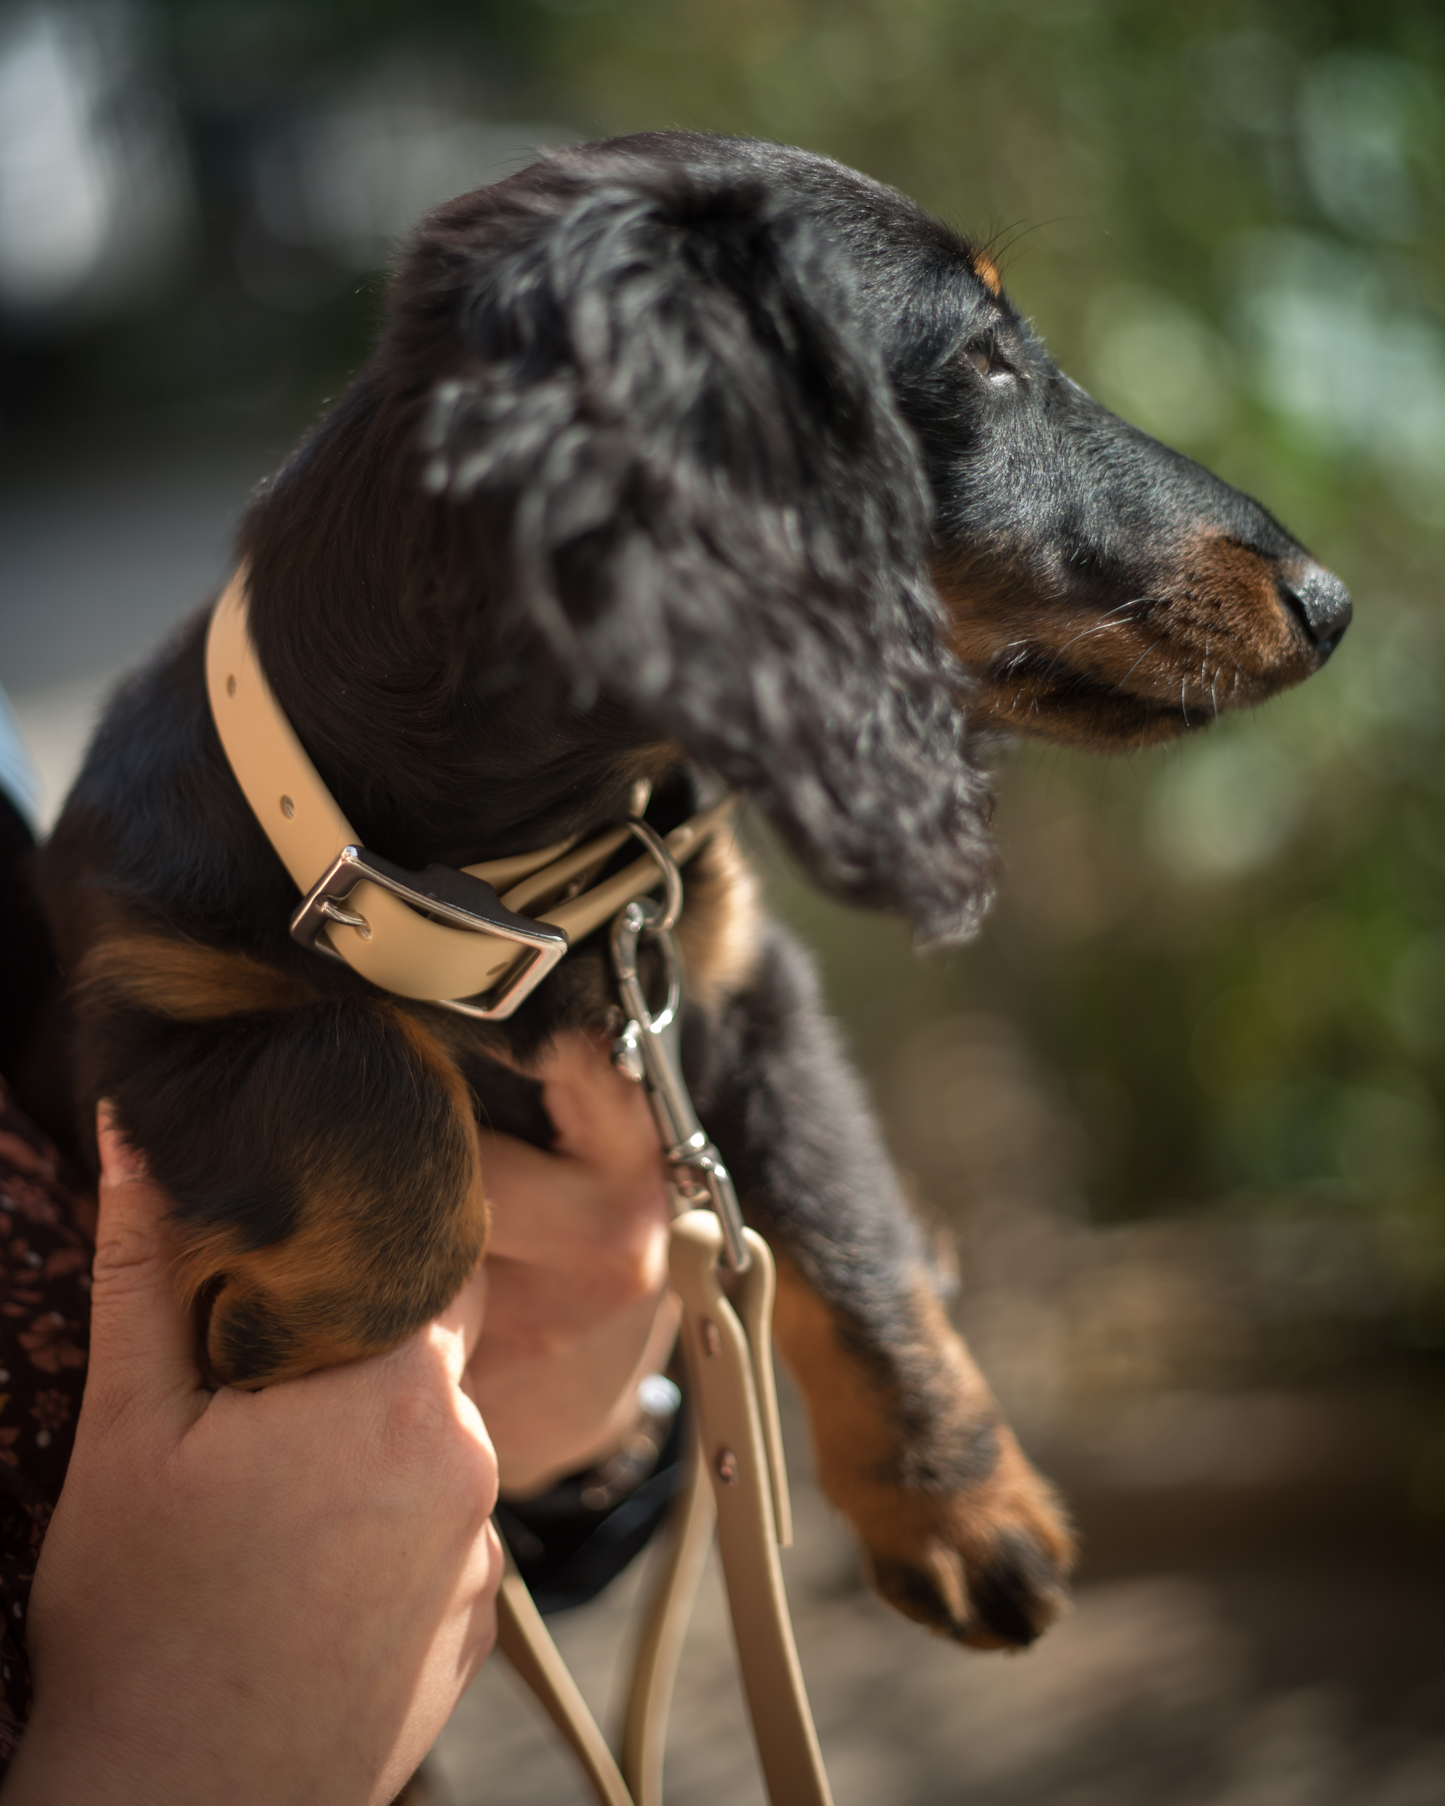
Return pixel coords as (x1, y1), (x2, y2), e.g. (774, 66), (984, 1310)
(236, 385), (680, 875)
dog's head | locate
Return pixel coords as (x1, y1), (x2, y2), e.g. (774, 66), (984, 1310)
(886, 243), (1352, 754)
(243, 132), (1348, 947)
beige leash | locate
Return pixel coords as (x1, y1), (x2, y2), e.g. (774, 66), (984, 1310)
(496, 1213), (833, 1806)
(204, 570), (833, 1800)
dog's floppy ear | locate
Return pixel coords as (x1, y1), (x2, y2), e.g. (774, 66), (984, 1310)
(397, 150), (993, 944)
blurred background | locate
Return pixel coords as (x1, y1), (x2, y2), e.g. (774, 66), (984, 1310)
(2, 0), (1443, 1798)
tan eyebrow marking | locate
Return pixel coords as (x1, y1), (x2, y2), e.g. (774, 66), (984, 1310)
(971, 250), (1002, 297)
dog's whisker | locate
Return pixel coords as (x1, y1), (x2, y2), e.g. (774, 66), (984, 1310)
(1048, 597), (1158, 660)
(1052, 620), (1126, 656)
(1114, 637), (1167, 693)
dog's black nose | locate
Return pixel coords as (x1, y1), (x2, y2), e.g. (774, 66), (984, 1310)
(1279, 563), (1353, 656)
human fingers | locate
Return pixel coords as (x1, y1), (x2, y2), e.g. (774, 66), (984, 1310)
(478, 1127), (671, 1284)
(87, 1102), (205, 1428)
(532, 1028), (666, 1172)
(428, 1257), (489, 1378)
(469, 1271), (681, 1494)
(16, 1116), (504, 1806)
(262, 1290), (500, 1515)
(477, 1031), (668, 1272)
(476, 1129), (593, 1262)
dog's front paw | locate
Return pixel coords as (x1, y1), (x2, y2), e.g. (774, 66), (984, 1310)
(854, 1425), (1073, 1649)
(774, 1261), (1074, 1649)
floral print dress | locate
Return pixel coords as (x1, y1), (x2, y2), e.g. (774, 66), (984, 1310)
(0, 1082), (93, 1772)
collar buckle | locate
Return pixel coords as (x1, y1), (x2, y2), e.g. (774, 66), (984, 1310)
(291, 844), (569, 1020)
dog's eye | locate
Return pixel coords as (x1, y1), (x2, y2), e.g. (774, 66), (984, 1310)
(964, 337), (1005, 380)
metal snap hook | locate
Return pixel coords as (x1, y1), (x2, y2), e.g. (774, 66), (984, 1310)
(609, 888), (751, 1273)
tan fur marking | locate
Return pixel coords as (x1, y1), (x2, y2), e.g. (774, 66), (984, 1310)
(175, 1006), (488, 1387)
(773, 1258), (1073, 1647)
(77, 933), (312, 1021)
(675, 829), (762, 1010)
(934, 533), (1318, 751)
(971, 249), (1003, 297)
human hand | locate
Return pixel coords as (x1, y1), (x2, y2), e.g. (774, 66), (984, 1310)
(467, 1030), (681, 1495)
(2, 1110), (502, 1806)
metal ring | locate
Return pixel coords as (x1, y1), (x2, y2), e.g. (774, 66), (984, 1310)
(624, 817), (684, 931)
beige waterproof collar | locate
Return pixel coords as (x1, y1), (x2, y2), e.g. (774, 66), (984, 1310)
(205, 570), (728, 1020)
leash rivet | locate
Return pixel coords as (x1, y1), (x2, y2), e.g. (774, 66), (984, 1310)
(280, 795), (295, 819)
(715, 1447), (739, 1486)
(700, 1319), (721, 1358)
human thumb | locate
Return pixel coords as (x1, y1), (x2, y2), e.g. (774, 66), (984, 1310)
(88, 1102), (203, 1419)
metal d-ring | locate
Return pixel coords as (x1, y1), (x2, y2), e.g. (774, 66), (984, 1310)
(622, 816), (684, 931)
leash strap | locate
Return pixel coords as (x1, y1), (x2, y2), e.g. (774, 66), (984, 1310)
(205, 570), (729, 1019)
(203, 571), (826, 1792)
(497, 1213), (833, 1806)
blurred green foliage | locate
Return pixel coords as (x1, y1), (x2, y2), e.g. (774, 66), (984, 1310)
(19, 0), (1445, 1369)
(527, 0), (1445, 1365)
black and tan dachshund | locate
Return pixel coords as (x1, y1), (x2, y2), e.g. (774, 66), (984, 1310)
(36, 132), (1350, 1652)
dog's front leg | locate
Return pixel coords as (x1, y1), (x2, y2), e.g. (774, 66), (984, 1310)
(695, 921), (1074, 1648)
(75, 935), (487, 1388)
